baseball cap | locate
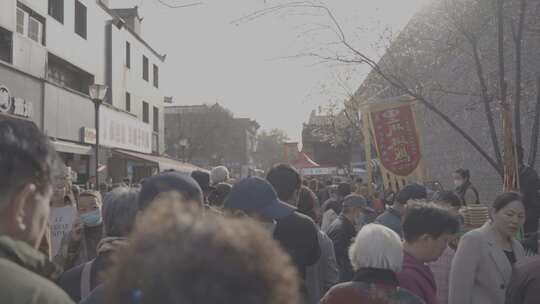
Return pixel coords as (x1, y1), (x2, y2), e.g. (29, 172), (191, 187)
(138, 172), (203, 211)
(224, 177), (295, 220)
(396, 183), (428, 205)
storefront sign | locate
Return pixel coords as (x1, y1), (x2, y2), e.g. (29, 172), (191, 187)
(81, 127), (97, 144)
(370, 104), (421, 176)
(100, 107), (152, 153)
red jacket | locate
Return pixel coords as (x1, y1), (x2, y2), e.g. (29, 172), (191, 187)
(398, 251), (437, 304)
(321, 268), (425, 304)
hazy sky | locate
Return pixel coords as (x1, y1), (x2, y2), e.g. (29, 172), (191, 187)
(110, 0), (431, 140)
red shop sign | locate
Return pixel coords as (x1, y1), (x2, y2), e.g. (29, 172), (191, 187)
(370, 104), (421, 176)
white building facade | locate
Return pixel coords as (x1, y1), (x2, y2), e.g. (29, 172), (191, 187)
(0, 0), (168, 184)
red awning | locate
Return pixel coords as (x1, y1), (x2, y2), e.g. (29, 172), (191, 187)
(290, 152), (320, 169)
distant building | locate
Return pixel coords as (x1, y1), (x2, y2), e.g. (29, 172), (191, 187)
(302, 110), (364, 173)
(164, 103), (259, 176)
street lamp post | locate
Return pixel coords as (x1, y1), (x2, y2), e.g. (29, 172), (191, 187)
(89, 84), (108, 189)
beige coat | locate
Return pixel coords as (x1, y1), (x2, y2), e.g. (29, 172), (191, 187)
(448, 223), (525, 304)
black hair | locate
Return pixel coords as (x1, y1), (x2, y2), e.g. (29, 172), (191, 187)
(337, 182), (352, 197)
(492, 192), (523, 213)
(355, 177), (363, 184)
(0, 118), (58, 203)
(455, 168), (470, 180)
(395, 183), (427, 205)
(402, 203), (460, 243)
(266, 164), (302, 202)
(434, 191), (462, 208)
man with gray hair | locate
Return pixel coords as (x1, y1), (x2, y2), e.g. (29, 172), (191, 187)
(211, 166), (230, 185)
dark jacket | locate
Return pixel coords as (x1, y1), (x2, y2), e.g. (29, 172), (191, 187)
(54, 224), (103, 271)
(59, 237), (129, 302)
(274, 211), (321, 280)
(375, 207), (403, 238)
(456, 181), (480, 206)
(398, 251), (438, 304)
(326, 214), (356, 282)
(80, 283), (105, 304)
(506, 257), (540, 304)
(321, 268), (425, 304)
(0, 236), (74, 304)
(519, 165), (540, 234)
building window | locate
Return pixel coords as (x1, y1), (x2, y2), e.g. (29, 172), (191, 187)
(142, 101), (149, 123)
(48, 0), (64, 23)
(16, 5), (45, 45)
(28, 17), (42, 43)
(74, 0), (87, 39)
(16, 9), (24, 34)
(0, 27), (13, 63)
(153, 64), (159, 88)
(125, 92), (131, 112)
(47, 53), (94, 94)
(125, 41), (130, 68)
(153, 106), (159, 132)
(142, 55), (149, 81)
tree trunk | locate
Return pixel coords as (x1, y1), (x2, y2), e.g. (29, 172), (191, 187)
(528, 76), (540, 166)
(470, 37), (503, 167)
(497, 0), (518, 191)
(513, 0), (527, 150)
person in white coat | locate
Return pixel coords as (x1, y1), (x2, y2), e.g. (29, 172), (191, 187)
(449, 192), (526, 304)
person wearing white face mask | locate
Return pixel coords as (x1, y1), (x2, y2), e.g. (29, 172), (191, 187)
(453, 168), (480, 206)
(54, 191), (104, 271)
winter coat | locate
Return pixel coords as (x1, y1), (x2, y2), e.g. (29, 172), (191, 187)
(0, 236), (74, 304)
(375, 207), (403, 238)
(305, 230), (339, 304)
(506, 257), (540, 304)
(398, 251), (438, 304)
(59, 237), (129, 302)
(519, 165), (540, 234)
(449, 222), (526, 304)
(455, 181), (480, 206)
(321, 267), (425, 304)
(326, 214), (356, 282)
(54, 224), (103, 271)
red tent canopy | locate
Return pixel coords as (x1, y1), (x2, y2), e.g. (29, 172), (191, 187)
(290, 152), (320, 169)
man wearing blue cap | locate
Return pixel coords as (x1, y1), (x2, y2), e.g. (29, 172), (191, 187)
(224, 171), (320, 296)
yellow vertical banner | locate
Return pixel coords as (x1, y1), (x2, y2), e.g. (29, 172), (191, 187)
(362, 96), (424, 192)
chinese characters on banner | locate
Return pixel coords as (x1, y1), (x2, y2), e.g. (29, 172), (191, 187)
(370, 104), (421, 177)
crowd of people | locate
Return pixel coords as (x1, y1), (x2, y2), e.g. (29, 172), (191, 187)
(1, 117), (540, 304)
